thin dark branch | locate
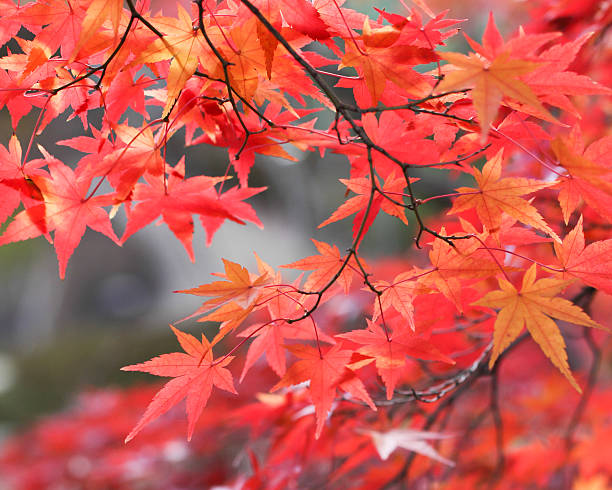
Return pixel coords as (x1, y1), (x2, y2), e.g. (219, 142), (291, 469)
(196, 0), (259, 159)
(379, 341), (493, 405)
(489, 364), (505, 483)
(51, 14), (136, 95)
(565, 288), (600, 450)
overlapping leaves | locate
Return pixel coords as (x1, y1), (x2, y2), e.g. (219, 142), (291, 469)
(1, 1), (612, 479)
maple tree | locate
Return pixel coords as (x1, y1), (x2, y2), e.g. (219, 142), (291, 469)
(2, 0), (612, 487)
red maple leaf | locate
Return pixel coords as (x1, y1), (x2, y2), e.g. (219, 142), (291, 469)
(340, 19), (436, 104)
(552, 134), (612, 223)
(272, 343), (371, 438)
(372, 270), (418, 330)
(338, 320), (454, 399)
(319, 171), (408, 242)
(238, 283), (326, 380)
(121, 326), (237, 442)
(121, 158), (263, 260)
(278, 0), (330, 40)
(11, 0), (85, 56)
(553, 215), (612, 296)
(0, 135), (46, 225)
(282, 239), (359, 294)
(0, 151), (118, 279)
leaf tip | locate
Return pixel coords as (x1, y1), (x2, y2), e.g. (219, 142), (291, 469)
(488, 355), (498, 371)
(124, 432), (135, 444)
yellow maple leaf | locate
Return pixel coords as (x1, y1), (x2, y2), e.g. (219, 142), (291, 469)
(474, 264), (604, 392)
(72, 0), (123, 62)
(132, 5), (209, 118)
(450, 149), (559, 242)
(437, 51), (555, 140)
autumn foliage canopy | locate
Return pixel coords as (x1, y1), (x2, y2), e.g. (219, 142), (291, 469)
(2, 0), (612, 487)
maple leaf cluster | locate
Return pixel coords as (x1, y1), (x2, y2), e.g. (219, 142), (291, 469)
(2, 0), (612, 486)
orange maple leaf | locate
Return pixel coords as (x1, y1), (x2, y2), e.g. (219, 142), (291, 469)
(372, 270), (417, 330)
(254, 0), (282, 79)
(72, 0), (123, 62)
(133, 5), (208, 117)
(450, 149), (559, 241)
(436, 50), (554, 140)
(180, 258), (271, 309)
(415, 232), (498, 312)
(177, 259), (272, 336)
(221, 18), (266, 102)
(281, 239), (358, 294)
(340, 18), (436, 103)
(121, 326), (237, 442)
(474, 264), (604, 392)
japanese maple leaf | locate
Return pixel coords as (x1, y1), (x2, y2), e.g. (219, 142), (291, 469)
(515, 33), (612, 116)
(72, 0), (123, 61)
(437, 22), (554, 141)
(0, 155), (118, 279)
(552, 136), (612, 223)
(56, 127), (116, 181)
(340, 18), (437, 103)
(474, 264), (603, 392)
(191, 104), (300, 187)
(338, 320), (454, 399)
(314, 0), (367, 35)
(450, 149), (559, 241)
(121, 159), (260, 261)
(374, 7), (462, 49)
(238, 283), (330, 380)
(272, 343), (370, 438)
(253, 0), (282, 78)
(281, 239), (359, 294)
(13, 0), (86, 55)
(0, 135), (46, 225)
(177, 258), (273, 338)
(347, 112), (440, 176)
(198, 186), (265, 246)
(179, 258), (271, 311)
(0, 61), (41, 129)
(0, 0), (30, 47)
(107, 123), (166, 198)
(133, 4), (207, 117)
(3, 38), (54, 84)
(553, 215), (612, 296)
(319, 172), (408, 243)
(416, 232), (498, 312)
(277, 0), (330, 40)
(359, 14), (405, 48)
(372, 270), (417, 330)
(103, 70), (153, 125)
(218, 18), (264, 103)
(121, 326), (237, 442)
